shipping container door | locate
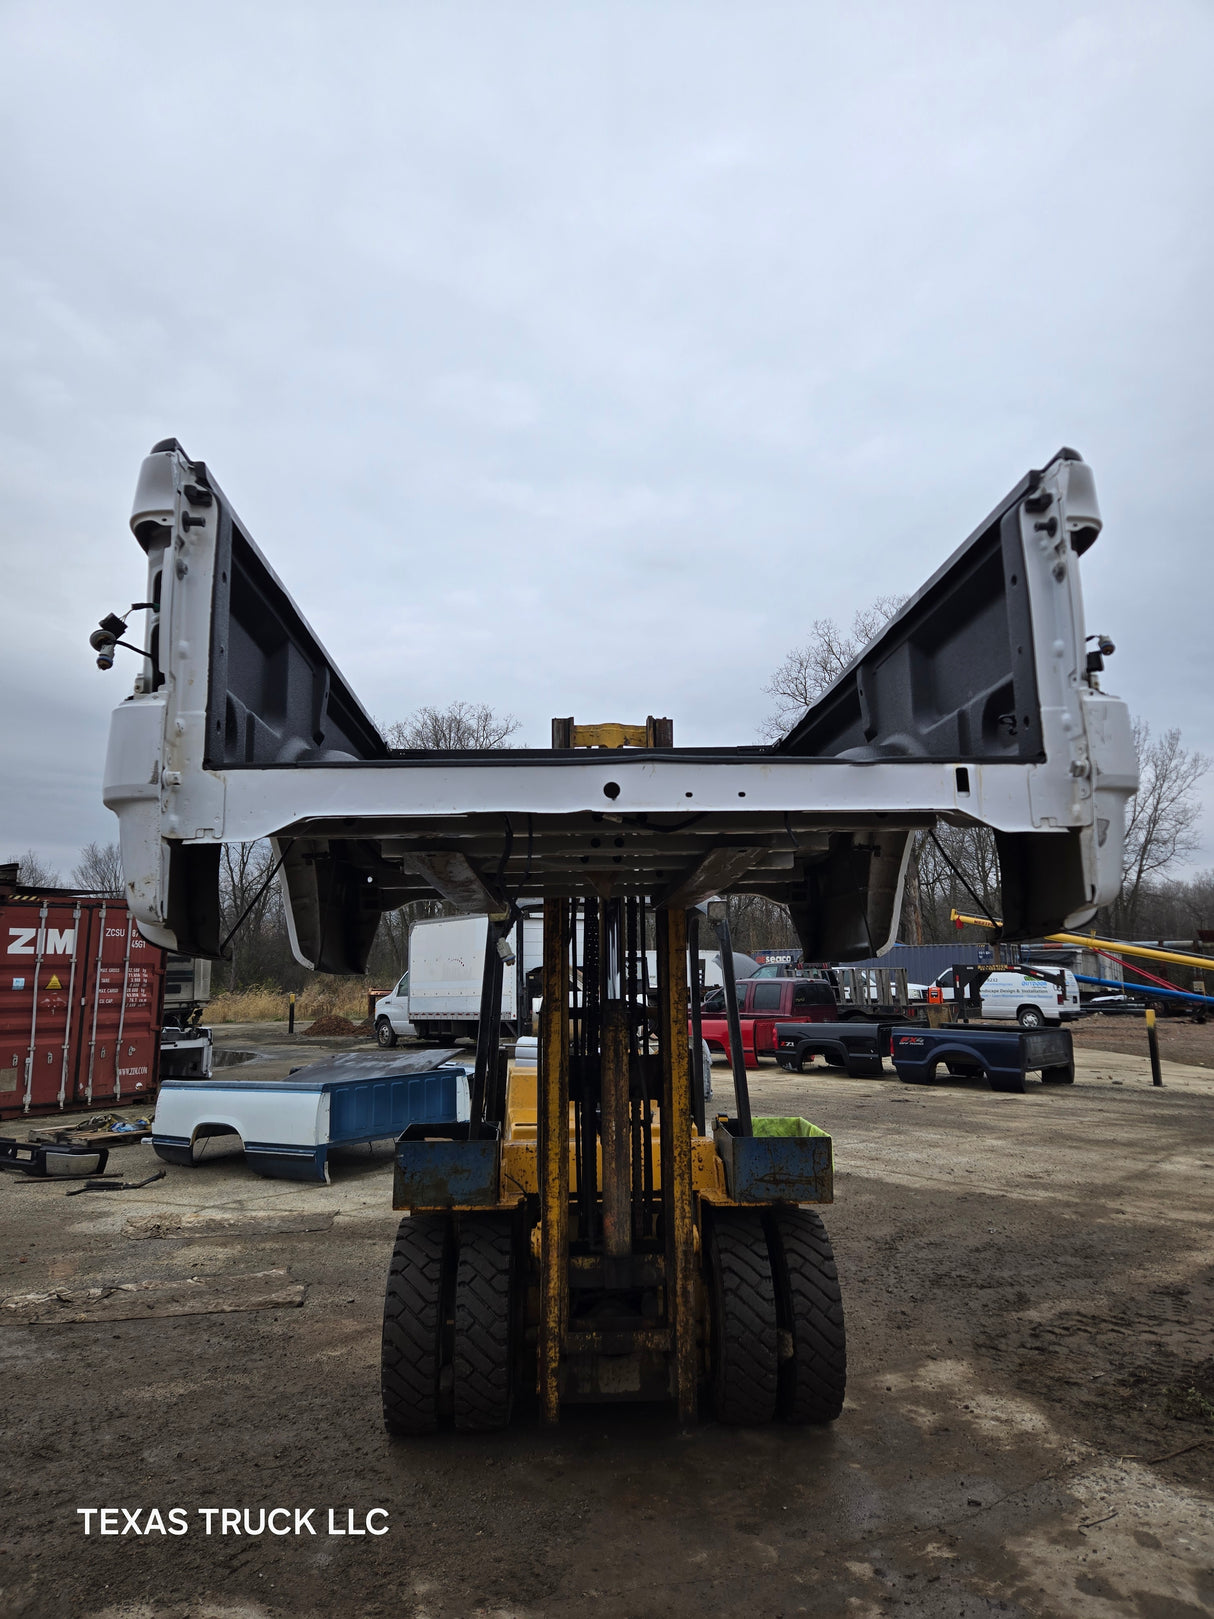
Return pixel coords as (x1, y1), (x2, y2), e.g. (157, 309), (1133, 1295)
(78, 904), (161, 1107)
(0, 899), (87, 1114)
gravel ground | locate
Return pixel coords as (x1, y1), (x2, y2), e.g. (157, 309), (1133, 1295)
(1, 1031), (1211, 1619)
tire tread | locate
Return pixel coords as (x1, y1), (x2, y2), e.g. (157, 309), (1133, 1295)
(381, 1214), (451, 1435)
(768, 1206), (847, 1424)
(453, 1215), (515, 1432)
(710, 1212), (778, 1425)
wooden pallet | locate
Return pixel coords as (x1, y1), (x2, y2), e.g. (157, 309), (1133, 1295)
(25, 1126), (149, 1150)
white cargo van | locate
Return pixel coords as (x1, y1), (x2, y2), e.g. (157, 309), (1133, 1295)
(930, 967), (1081, 1027)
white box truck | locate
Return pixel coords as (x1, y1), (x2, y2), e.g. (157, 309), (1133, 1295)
(375, 913), (545, 1046)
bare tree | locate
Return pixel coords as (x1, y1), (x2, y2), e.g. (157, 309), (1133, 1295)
(71, 840), (124, 895)
(1106, 720), (1209, 937)
(5, 849), (62, 887)
(761, 595), (905, 740)
(383, 702), (521, 751)
(718, 893), (801, 956)
(219, 842), (287, 991)
(906, 825), (1002, 944)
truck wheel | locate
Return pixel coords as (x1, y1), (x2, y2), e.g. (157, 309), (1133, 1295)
(376, 1017), (398, 1049)
(452, 1214), (516, 1431)
(1017, 1006), (1044, 1029)
(767, 1207), (846, 1424)
(708, 1211), (778, 1425)
(382, 1214), (454, 1435)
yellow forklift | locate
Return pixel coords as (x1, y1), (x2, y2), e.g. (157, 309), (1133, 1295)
(381, 873), (846, 1430)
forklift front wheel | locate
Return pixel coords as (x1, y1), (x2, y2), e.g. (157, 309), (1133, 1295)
(382, 1213), (455, 1435)
(708, 1211), (779, 1425)
(766, 1206), (847, 1424)
(452, 1213), (517, 1432)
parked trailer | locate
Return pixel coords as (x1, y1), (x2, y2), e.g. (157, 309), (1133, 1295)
(0, 888), (164, 1117)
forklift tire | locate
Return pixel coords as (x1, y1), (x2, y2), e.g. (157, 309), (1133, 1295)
(382, 1213), (454, 1435)
(376, 1017), (398, 1049)
(708, 1211), (779, 1425)
(452, 1214), (516, 1431)
(767, 1207), (847, 1424)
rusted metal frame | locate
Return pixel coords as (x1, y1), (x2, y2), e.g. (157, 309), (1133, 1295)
(687, 909), (706, 1137)
(581, 898), (601, 1246)
(714, 914), (753, 1136)
(626, 897), (644, 1244)
(655, 845), (769, 911)
(112, 913), (136, 1101)
(600, 996), (631, 1268)
(564, 1326), (672, 1353)
(657, 907), (697, 1422)
(538, 900), (570, 1424)
(638, 895), (655, 1237)
(396, 850), (509, 916)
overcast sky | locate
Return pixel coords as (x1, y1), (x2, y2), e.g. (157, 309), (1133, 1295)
(2, 1), (1212, 880)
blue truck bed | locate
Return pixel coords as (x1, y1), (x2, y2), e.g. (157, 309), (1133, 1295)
(153, 1050), (470, 1182)
(889, 1025), (1074, 1093)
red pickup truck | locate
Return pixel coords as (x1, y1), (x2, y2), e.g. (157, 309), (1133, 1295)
(695, 978), (837, 1069)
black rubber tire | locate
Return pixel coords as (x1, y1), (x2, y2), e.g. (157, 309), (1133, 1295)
(376, 1017), (398, 1049)
(452, 1214), (516, 1432)
(381, 1214), (453, 1435)
(708, 1211), (778, 1425)
(778, 1054), (805, 1074)
(767, 1206), (847, 1424)
(1017, 1006), (1044, 1029)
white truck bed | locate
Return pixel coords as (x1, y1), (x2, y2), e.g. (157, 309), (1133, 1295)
(101, 441), (1136, 968)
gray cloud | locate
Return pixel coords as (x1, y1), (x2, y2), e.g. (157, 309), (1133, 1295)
(2, 1), (1212, 872)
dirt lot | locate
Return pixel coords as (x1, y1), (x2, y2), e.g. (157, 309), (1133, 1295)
(1072, 1012), (1214, 1069)
(2, 1030), (1212, 1619)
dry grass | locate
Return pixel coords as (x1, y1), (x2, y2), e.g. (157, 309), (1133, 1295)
(205, 978), (377, 1025)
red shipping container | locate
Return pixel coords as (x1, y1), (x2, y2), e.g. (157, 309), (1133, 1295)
(0, 893), (165, 1118)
